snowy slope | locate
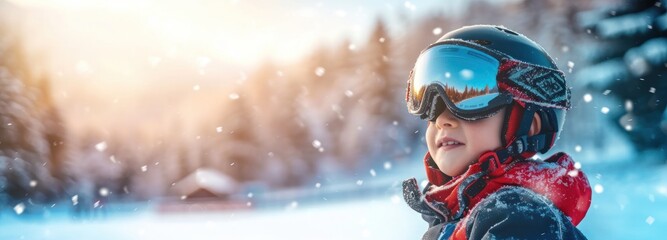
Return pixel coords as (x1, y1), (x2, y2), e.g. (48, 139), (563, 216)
(1, 160), (666, 239)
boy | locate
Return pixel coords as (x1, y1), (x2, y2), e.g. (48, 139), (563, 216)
(402, 25), (592, 240)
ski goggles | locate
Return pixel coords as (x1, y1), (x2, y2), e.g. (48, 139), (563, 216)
(406, 40), (569, 121)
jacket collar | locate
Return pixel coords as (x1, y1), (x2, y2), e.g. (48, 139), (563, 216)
(422, 151), (591, 225)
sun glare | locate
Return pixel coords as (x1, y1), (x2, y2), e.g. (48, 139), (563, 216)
(6, 0), (393, 136)
(12, 0), (331, 70)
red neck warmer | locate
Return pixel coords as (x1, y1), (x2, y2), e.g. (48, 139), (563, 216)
(422, 151), (591, 226)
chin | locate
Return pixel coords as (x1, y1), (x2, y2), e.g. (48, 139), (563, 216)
(435, 157), (471, 177)
(435, 161), (461, 177)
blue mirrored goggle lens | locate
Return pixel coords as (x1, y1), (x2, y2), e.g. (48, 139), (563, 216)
(409, 44), (501, 114)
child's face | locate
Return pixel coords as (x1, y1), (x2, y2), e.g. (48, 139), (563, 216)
(425, 107), (505, 177)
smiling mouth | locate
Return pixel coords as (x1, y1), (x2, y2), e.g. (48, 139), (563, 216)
(437, 138), (465, 149)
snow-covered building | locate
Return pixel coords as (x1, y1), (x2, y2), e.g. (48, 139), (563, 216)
(171, 168), (238, 200)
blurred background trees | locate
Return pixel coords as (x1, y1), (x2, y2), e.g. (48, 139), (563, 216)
(0, 4), (68, 212)
(576, 0), (667, 161)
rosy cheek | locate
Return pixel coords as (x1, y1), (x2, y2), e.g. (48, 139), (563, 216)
(425, 124), (437, 150)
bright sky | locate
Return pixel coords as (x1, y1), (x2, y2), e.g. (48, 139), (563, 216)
(5, 0), (470, 135)
(11, 0), (468, 67)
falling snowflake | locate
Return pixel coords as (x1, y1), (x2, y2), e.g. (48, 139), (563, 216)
(378, 37), (385, 43)
(625, 100), (633, 111)
(583, 94), (592, 102)
(657, 185), (667, 196)
(180, 195), (187, 200)
(561, 45), (569, 52)
(14, 203), (25, 215)
(649, 87), (656, 93)
(247, 192), (254, 198)
(315, 183), (321, 188)
(646, 216), (655, 225)
(95, 142), (107, 151)
(315, 67), (326, 77)
(601, 107), (610, 114)
(594, 184), (604, 194)
(575, 145), (582, 152)
(370, 169), (376, 177)
(421, 180), (429, 188)
(141, 165), (148, 172)
(384, 161), (392, 170)
(432, 27), (442, 35)
(99, 188), (109, 197)
(603, 89), (611, 95)
(72, 195), (79, 205)
(216, 127), (223, 133)
(229, 93), (240, 100)
(356, 180), (364, 186)
(312, 140), (322, 148)
(568, 170), (579, 177)
(344, 90), (354, 97)
(193, 85), (200, 91)
(29, 180), (37, 188)
(348, 44), (356, 51)
(574, 162), (582, 169)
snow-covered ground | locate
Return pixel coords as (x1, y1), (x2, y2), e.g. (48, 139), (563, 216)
(1, 160), (666, 239)
(0, 196), (425, 240)
(577, 161), (667, 239)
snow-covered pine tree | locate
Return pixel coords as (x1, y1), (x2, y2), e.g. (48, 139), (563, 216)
(0, 5), (68, 213)
(577, 0), (667, 160)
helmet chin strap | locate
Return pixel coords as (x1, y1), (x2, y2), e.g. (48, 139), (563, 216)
(493, 102), (556, 165)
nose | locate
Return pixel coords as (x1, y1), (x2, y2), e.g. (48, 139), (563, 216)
(435, 108), (459, 129)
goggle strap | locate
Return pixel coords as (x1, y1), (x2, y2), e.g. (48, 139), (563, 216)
(499, 59), (570, 109)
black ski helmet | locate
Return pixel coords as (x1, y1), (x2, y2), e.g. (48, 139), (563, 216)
(415, 25), (570, 156)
